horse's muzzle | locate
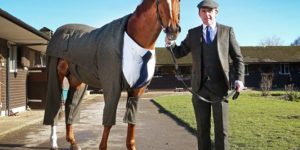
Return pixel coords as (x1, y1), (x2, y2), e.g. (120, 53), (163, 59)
(164, 24), (181, 40)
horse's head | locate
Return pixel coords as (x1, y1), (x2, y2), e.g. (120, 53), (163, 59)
(156, 0), (181, 41)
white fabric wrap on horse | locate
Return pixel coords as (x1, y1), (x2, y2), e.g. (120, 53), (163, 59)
(46, 14), (131, 88)
(122, 32), (156, 88)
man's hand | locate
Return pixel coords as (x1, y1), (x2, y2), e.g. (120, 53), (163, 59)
(234, 80), (244, 92)
(165, 36), (175, 47)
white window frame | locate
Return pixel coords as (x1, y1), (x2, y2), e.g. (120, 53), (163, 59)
(8, 45), (17, 72)
(40, 54), (46, 67)
(279, 63), (290, 75)
(244, 64), (249, 75)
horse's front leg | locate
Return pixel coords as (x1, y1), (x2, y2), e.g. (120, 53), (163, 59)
(99, 125), (112, 150)
(127, 123), (136, 150)
(125, 87), (147, 150)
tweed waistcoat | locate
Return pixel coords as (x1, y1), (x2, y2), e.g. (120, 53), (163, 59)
(202, 36), (227, 96)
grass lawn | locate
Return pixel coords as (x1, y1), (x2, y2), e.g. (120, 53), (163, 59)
(154, 90), (300, 150)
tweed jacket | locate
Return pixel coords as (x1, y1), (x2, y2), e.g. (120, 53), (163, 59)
(172, 23), (244, 92)
(46, 14), (131, 89)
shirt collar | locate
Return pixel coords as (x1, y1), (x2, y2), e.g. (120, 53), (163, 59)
(124, 32), (155, 57)
(203, 22), (217, 31)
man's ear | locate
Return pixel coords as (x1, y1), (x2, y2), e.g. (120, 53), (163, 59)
(215, 9), (219, 16)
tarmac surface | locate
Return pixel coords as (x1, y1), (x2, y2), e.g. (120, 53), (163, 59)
(0, 91), (197, 150)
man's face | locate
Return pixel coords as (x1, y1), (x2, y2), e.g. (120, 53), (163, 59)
(199, 7), (218, 26)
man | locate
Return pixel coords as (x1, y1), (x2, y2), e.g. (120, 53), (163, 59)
(166, 0), (244, 149)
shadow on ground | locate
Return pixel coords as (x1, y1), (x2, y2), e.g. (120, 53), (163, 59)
(150, 99), (197, 136)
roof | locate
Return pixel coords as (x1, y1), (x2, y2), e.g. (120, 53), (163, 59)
(242, 46), (300, 63)
(0, 9), (50, 52)
(155, 46), (300, 65)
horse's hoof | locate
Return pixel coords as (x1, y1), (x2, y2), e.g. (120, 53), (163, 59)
(50, 147), (59, 150)
(70, 143), (81, 150)
(50, 143), (58, 150)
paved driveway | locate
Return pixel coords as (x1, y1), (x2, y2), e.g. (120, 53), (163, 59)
(0, 91), (197, 150)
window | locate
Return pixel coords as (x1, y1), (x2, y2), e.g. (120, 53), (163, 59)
(244, 65), (249, 75)
(40, 54), (46, 67)
(9, 45), (17, 72)
(279, 63), (290, 75)
(32, 52), (46, 68)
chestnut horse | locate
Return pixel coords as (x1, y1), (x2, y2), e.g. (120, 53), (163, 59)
(45, 0), (180, 150)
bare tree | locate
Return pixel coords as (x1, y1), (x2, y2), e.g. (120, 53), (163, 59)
(291, 36), (300, 46)
(259, 35), (284, 46)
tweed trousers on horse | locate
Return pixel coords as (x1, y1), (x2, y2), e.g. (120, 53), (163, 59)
(43, 57), (87, 125)
(43, 14), (140, 126)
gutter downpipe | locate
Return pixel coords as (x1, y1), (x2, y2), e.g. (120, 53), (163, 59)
(5, 44), (10, 116)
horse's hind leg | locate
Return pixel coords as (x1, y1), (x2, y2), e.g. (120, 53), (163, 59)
(64, 65), (87, 150)
(50, 125), (58, 150)
(43, 57), (65, 149)
(47, 58), (69, 150)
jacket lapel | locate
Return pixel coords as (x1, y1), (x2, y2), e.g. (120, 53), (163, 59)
(197, 25), (203, 57)
(216, 23), (225, 68)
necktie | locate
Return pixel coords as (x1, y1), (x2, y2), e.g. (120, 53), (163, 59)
(133, 51), (152, 88)
(206, 26), (212, 44)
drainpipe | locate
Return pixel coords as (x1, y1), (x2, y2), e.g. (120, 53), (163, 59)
(0, 58), (2, 115)
(6, 44), (10, 116)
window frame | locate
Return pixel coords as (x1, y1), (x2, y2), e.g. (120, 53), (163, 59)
(8, 45), (17, 73)
(279, 63), (290, 75)
(244, 64), (249, 76)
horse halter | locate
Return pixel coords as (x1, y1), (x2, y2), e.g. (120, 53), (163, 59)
(156, 0), (181, 36)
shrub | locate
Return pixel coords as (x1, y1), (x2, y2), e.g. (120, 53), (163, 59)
(284, 84), (300, 102)
(260, 73), (274, 96)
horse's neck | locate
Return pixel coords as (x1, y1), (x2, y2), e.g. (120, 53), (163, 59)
(127, 0), (162, 50)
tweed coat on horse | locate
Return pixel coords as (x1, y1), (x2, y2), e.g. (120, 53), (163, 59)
(44, 14), (139, 126)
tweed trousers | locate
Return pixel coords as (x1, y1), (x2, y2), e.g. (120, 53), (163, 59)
(43, 56), (139, 126)
(192, 87), (229, 150)
(43, 57), (87, 125)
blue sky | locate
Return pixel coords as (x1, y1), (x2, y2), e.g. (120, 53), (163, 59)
(1, 0), (300, 47)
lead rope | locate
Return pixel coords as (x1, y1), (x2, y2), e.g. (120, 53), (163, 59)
(167, 46), (239, 103)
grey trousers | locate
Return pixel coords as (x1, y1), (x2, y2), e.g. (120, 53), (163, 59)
(102, 77), (139, 126)
(192, 87), (229, 150)
(43, 57), (139, 126)
(123, 96), (139, 124)
(43, 57), (86, 125)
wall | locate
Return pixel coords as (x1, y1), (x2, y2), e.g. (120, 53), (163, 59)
(0, 38), (7, 115)
(0, 38), (31, 115)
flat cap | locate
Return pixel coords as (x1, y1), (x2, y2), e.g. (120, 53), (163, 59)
(197, 0), (219, 9)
